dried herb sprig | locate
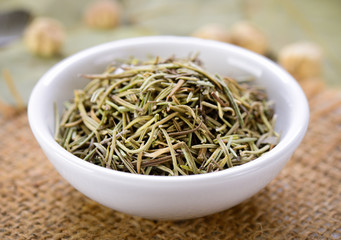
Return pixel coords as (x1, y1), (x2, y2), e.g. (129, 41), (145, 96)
(56, 56), (279, 176)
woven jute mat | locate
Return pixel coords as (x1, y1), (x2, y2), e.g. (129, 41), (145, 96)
(0, 80), (340, 240)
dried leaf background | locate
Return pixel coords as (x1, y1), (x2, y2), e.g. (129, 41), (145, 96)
(0, 0), (340, 104)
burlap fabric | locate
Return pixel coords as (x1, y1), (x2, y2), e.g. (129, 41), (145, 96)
(0, 80), (340, 240)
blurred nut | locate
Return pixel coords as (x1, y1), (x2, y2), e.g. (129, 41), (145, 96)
(24, 17), (64, 57)
(192, 24), (230, 42)
(84, 0), (121, 29)
(230, 21), (267, 55)
(299, 77), (325, 99)
(278, 42), (323, 80)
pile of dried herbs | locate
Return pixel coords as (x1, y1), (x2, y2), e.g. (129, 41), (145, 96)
(55, 56), (279, 176)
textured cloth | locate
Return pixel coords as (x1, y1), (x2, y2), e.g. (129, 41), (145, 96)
(0, 80), (340, 239)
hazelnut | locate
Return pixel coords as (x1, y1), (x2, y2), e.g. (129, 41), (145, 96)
(24, 17), (64, 57)
(84, 0), (121, 29)
(230, 21), (267, 55)
(192, 24), (230, 42)
(278, 42), (323, 80)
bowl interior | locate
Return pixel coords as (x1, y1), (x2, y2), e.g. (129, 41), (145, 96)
(29, 36), (309, 177)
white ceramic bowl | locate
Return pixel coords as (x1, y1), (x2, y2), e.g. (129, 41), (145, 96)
(28, 36), (309, 220)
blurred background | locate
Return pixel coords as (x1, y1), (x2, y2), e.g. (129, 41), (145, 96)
(0, 0), (340, 105)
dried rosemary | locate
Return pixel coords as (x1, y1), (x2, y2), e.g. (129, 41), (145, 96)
(55, 56), (279, 176)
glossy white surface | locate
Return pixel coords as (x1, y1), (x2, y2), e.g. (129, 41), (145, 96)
(28, 36), (309, 220)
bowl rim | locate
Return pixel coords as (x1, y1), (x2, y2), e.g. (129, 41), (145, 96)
(28, 35), (309, 183)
